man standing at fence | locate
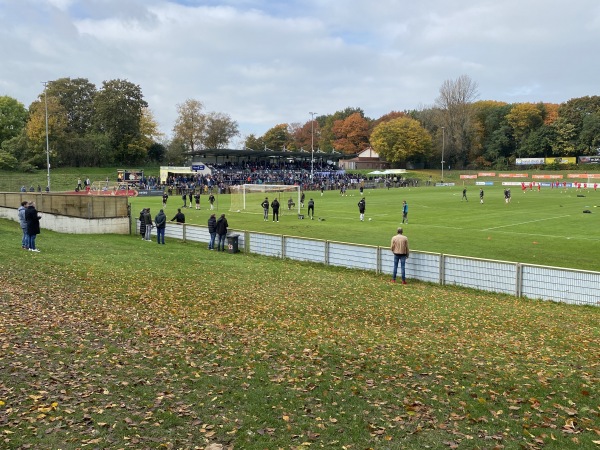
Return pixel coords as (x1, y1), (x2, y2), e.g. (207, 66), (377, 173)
(154, 209), (166, 244)
(390, 227), (409, 284)
(18, 201), (29, 249)
(171, 208), (185, 224)
(216, 213), (229, 252)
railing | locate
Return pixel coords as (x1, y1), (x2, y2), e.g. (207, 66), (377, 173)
(139, 221), (600, 307)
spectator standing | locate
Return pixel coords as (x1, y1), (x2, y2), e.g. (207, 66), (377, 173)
(25, 201), (42, 252)
(207, 213), (217, 250)
(271, 198), (280, 222)
(307, 198), (315, 219)
(358, 197), (366, 221)
(139, 208), (147, 239)
(154, 209), (167, 244)
(402, 200), (408, 224)
(143, 208), (153, 241)
(261, 197), (269, 221)
(390, 227), (409, 284)
(215, 213), (228, 252)
(18, 201), (29, 249)
(171, 208), (185, 224)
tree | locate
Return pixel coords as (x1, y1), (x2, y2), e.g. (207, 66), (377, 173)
(435, 74), (479, 168)
(93, 79), (147, 163)
(244, 134), (265, 151)
(370, 117), (433, 165)
(319, 107), (364, 152)
(173, 99), (205, 152)
(262, 124), (290, 150)
(46, 78), (96, 136)
(164, 138), (187, 165)
(203, 112), (239, 149)
(332, 112), (370, 154)
(26, 97), (68, 168)
(506, 103), (544, 148)
(0, 96), (28, 145)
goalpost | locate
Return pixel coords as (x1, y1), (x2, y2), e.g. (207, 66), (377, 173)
(229, 184), (301, 216)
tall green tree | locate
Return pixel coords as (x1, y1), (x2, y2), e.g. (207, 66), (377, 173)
(262, 124), (290, 150)
(93, 79), (147, 163)
(0, 96), (28, 145)
(370, 117), (433, 165)
(203, 112), (239, 149)
(46, 78), (96, 136)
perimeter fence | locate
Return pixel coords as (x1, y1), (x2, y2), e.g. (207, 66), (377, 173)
(137, 220), (599, 307)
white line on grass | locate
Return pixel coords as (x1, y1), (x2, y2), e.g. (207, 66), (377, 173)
(482, 215), (571, 231)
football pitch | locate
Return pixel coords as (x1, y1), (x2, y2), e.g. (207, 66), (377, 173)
(131, 184), (600, 271)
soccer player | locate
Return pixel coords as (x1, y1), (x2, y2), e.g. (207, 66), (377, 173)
(307, 198), (315, 219)
(358, 197), (366, 221)
(402, 200), (408, 223)
(462, 187), (468, 201)
(479, 189), (484, 204)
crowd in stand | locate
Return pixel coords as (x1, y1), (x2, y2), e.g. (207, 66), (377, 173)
(158, 161), (418, 195)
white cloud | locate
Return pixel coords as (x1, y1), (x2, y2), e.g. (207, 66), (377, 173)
(1, 0), (600, 144)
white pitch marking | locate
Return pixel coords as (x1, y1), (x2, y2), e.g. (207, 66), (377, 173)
(482, 215), (571, 231)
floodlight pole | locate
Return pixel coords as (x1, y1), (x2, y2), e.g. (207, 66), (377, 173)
(43, 81), (51, 191)
(441, 126), (445, 183)
(309, 112), (317, 182)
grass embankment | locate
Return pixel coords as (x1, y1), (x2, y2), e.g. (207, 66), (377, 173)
(1, 220), (599, 449)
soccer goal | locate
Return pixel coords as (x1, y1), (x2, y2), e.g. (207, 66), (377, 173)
(229, 184), (301, 216)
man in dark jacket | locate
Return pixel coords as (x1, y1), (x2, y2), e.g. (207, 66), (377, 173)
(171, 208), (185, 224)
(207, 213), (217, 250)
(143, 208), (153, 241)
(25, 201), (41, 252)
(261, 197), (269, 221)
(154, 209), (167, 244)
(215, 213), (228, 251)
(271, 198), (280, 222)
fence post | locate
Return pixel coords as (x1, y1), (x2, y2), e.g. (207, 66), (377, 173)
(182, 223), (186, 242)
(440, 253), (445, 286)
(516, 263), (522, 297)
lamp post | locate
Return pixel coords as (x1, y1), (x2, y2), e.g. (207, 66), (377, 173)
(441, 126), (445, 183)
(43, 81), (51, 191)
(309, 112), (317, 181)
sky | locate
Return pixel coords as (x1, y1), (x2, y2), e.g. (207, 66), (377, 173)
(1, 0), (599, 147)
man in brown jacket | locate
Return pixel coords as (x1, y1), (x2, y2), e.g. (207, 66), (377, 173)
(390, 227), (409, 284)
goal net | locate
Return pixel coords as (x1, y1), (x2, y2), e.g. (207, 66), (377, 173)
(229, 184), (301, 216)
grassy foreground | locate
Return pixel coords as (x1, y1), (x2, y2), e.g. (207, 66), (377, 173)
(1, 220), (599, 449)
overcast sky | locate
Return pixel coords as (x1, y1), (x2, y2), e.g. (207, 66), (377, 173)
(1, 0), (599, 147)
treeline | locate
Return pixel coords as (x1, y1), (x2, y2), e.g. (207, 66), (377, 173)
(247, 75), (600, 169)
(2, 75), (600, 171)
(0, 78), (239, 171)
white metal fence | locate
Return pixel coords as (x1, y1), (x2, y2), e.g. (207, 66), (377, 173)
(139, 221), (600, 307)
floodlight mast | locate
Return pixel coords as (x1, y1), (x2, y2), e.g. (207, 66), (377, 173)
(43, 81), (51, 191)
(441, 126), (445, 183)
(309, 112), (317, 182)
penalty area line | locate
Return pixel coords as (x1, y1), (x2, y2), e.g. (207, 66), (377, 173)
(482, 215), (571, 231)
